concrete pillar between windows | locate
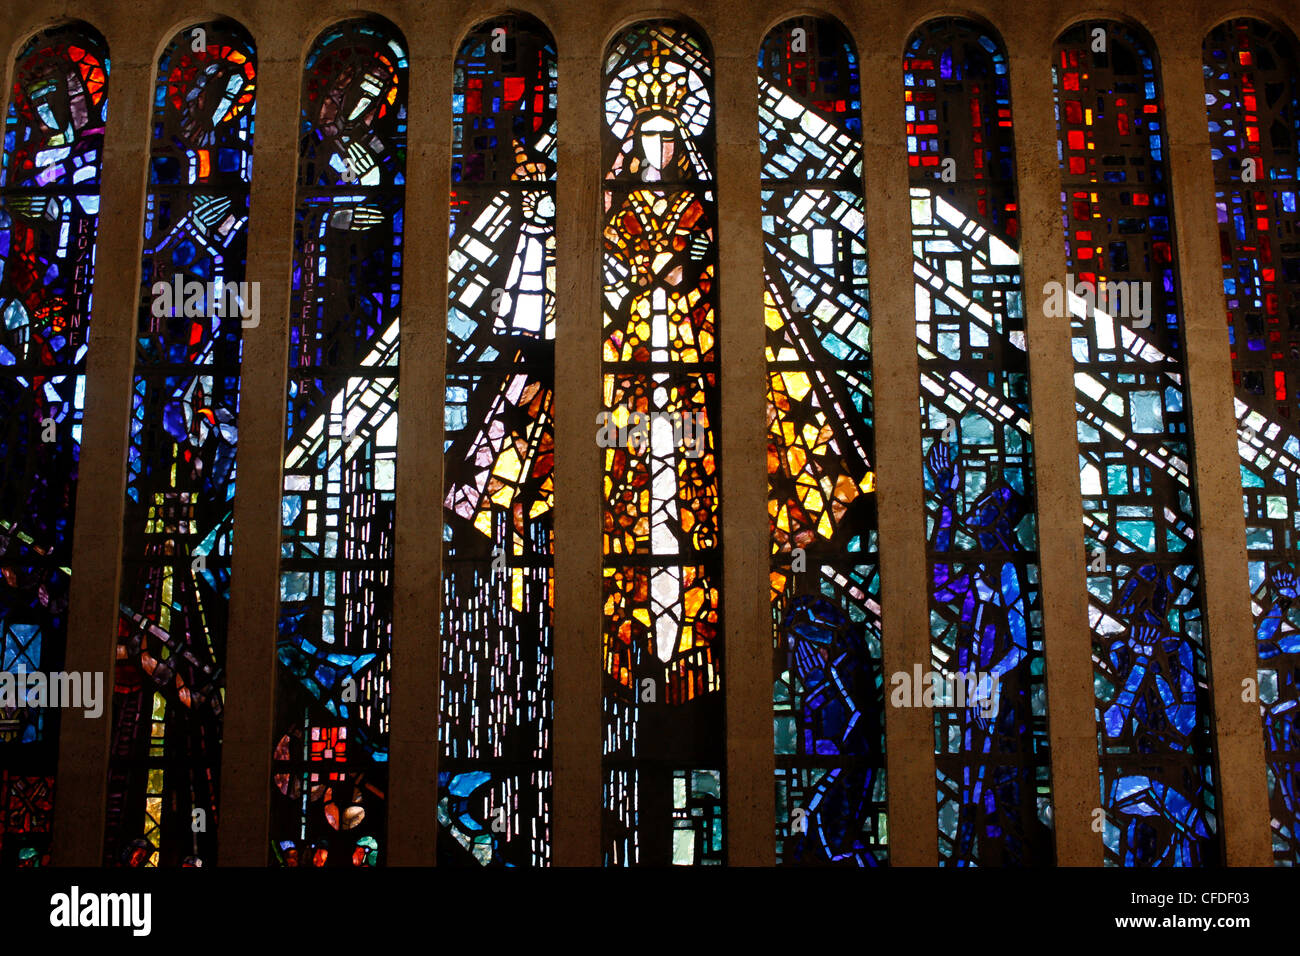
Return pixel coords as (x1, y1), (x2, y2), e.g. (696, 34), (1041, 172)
(1007, 33), (1104, 867)
(217, 21), (299, 866)
(52, 20), (152, 867)
(550, 15), (603, 867)
(857, 20), (939, 867)
(1157, 28), (1272, 866)
(383, 4), (450, 868)
(712, 27), (776, 866)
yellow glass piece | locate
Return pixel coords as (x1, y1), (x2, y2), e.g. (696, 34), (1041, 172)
(782, 371), (812, 401)
(492, 447), (522, 482)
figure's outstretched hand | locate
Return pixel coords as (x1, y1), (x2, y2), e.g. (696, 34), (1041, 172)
(926, 441), (959, 493)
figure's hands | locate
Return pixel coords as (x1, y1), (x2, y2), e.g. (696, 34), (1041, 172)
(926, 441), (959, 493)
(688, 232), (710, 262)
(1274, 567), (1300, 601)
(339, 140), (378, 185)
(1127, 624), (1160, 657)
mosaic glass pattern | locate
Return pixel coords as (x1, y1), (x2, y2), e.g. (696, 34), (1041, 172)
(106, 20), (255, 867)
(760, 16), (887, 867)
(270, 19), (406, 868)
(1204, 17), (1300, 866)
(440, 14), (556, 867)
(0, 24), (108, 867)
(906, 18), (1054, 866)
(1054, 21), (1218, 866)
(601, 21), (723, 866)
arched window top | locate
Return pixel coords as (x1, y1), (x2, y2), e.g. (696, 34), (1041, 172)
(1204, 17), (1300, 180)
(758, 14), (858, 121)
(1054, 22), (1167, 184)
(1205, 16), (1299, 70)
(1056, 20), (1159, 78)
(603, 20), (713, 183)
(3, 23), (108, 190)
(151, 20), (255, 187)
(307, 15), (407, 67)
(905, 18), (1018, 233)
(300, 18), (407, 189)
(757, 15), (860, 184)
(906, 17), (1007, 70)
(453, 14), (557, 184)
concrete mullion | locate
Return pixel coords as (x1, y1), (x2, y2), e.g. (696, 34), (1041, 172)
(550, 20), (602, 867)
(712, 33), (774, 865)
(386, 2), (450, 866)
(1007, 34), (1104, 867)
(858, 25), (937, 867)
(216, 28), (299, 866)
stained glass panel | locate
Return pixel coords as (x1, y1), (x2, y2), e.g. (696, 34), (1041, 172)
(0, 24), (108, 867)
(1054, 22), (1219, 866)
(441, 14), (555, 867)
(760, 16), (887, 867)
(1203, 17), (1300, 866)
(906, 18), (1054, 866)
(106, 20), (254, 867)
(270, 18), (406, 868)
(601, 21), (723, 866)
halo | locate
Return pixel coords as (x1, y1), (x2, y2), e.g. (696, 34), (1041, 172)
(603, 26), (710, 141)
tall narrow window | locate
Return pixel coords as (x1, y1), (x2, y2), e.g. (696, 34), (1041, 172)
(270, 19), (406, 868)
(601, 21), (723, 866)
(1053, 23), (1218, 866)
(106, 20), (255, 867)
(760, 16), (886, 867)
(1203, 17), (1300, 867)
(0, 24), (108, 867)
(441, 14), (556, 867)
(906, 19), (1054, 865)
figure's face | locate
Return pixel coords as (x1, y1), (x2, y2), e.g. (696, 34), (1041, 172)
(637, 114), (677, 178)
(27, 65), (69, 141)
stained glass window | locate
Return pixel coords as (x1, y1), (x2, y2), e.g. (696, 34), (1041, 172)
(270, 18), (405, 868)
(106, 20), (254, 867)
(441, 14), (555, 867)
(1203, 17), (1300, 866)
(906, 18), (1053, 865)
(1054, 22), (1219, 866)
(601, 21), (723, 866)
(759, 16), (886, 867)
(0, 24), (107, 868)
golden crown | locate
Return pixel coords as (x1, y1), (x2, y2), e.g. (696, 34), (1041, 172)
(622, 44), (689, 115)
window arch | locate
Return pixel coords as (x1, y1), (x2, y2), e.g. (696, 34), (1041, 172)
(106, 19), (255, 868)
(1053, 21), (1218, 866)
(0, 22), (108, 868)
(441, 13), (556, 867)
(759, 15), (887, 867)
(269, 17), (407, 868)
(600, 20), (723, 866)
(1203, 16), (1300, 867)
(906, 17), (1054, 866)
